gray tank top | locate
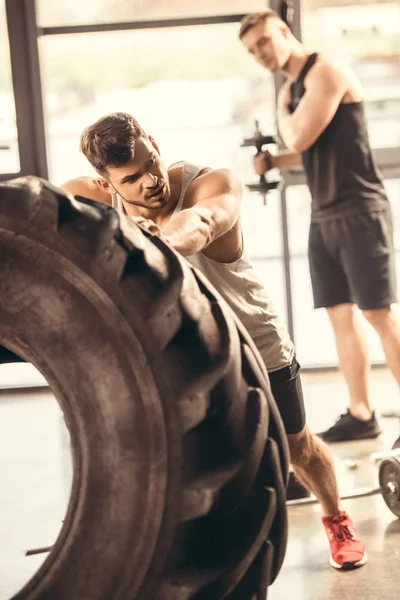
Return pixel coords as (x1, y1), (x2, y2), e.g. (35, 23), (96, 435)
(112, 163), (294, 372)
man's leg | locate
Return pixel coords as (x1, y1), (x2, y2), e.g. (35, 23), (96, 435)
(269, 360), (341, 514)
(315, 303), (381, 442)
(332, 210), (399, 443)
(363, 306), (400, 386)
(363, 306), (400, 446)
(288, 425), (340, 516)
(288, 427), (366, 569)
(326, 303), (372, 421)
(269, 361), (367, 569)
(308, 221), (378, 441)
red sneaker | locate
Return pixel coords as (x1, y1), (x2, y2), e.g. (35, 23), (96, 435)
(322, 511), (367, 569)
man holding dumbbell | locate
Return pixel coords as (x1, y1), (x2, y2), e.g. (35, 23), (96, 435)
(240, 10), (400, 447)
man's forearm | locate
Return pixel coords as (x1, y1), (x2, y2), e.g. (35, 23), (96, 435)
(276, 109), (299, 152)
(274, 150), (303, 171)
(162, 210), (213, 257)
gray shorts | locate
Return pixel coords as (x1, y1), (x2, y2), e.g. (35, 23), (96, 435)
(308, 210), (397, 310)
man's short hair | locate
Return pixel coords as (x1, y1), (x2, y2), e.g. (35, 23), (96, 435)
(239, 10), (281, 39)
(79, 112), (147, 176)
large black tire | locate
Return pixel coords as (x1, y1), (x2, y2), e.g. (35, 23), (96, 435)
(0, 177), (289, 600)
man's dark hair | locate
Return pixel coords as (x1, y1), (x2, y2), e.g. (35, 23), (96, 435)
(79, 112), (147, 176)
(239, 10), (281, 39)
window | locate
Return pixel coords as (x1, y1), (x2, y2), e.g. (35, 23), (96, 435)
(289, 0), (400, 366)
(301, 1), (400, 150)
(39, 24), (275, 181)
(0, 376), (69, 597)
(39, 20), (286, 321)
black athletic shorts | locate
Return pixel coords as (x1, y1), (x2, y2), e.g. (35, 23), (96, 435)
(308, 210), (397, 310)
(268, 357), (306, 435)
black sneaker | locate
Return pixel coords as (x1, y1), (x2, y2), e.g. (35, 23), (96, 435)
(317, 410), (381, 443)
(392, 436), (400, 450)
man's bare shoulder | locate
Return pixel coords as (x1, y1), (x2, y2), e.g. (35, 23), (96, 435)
(60, 176), (112, 205)
(306, 60), (345, 86)
(307, 57), (363, 98)
(182, 167), (242, 210)
(192, 167), (242, 192)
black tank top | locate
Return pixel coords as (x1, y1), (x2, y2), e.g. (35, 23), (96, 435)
(289, 53), (388, 221)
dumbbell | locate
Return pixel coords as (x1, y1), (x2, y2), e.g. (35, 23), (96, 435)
(241, 120), (281, 205)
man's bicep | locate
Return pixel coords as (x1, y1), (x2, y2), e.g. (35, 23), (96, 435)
(190, 170), (242, 231)
(291, 68), (345, 149)
(299, 82), (343, 122)
(193, 169), (242, 208)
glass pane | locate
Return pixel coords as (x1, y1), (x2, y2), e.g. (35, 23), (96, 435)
(0, 363), (71, 596)
(0, 0), (20, 174)
(242, 189), (282, 260)
(39, 23), (276, 194)
(287, 183), (400, 367)
(301, 1), (400, 149)
(36, 0), (268, 27)
(40, 21), (287, 330)
(291, 255), (338, 366)
(242, 189), (288, 331)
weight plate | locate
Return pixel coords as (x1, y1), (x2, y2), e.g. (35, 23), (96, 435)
(245, 180), (281, 193)
(379, 457), (400, 518)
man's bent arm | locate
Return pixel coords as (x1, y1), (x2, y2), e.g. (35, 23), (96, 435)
(254, 149), (302, 177)
(277, 64), (346, 152)
(162, 169), (242, 257)
(274, 150), (303, 170)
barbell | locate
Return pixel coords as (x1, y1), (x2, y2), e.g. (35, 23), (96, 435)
(26, 457), (400, 557)
(287, 457), (400, 518)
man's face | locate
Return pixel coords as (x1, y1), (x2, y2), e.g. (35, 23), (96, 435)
(106, 137), (170, 210)
(241, 19), (291, 73)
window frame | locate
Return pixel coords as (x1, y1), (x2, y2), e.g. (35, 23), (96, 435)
(4, 0), (400, 370)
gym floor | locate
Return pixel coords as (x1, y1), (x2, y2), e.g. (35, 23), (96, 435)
(270, 368), (400, 600)
(0, 368), (399, 600)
